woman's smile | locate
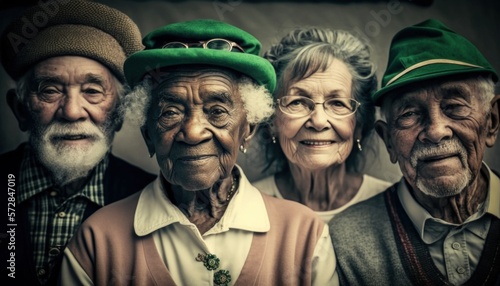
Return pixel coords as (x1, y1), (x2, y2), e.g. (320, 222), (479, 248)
(300, 140), (334, 147)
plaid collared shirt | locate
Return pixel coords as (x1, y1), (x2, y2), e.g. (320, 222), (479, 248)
(18, 145), (107, 284)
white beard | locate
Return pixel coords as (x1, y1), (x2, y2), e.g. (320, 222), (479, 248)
(30, 121), (115, 186)
(415, 170), (471, 198)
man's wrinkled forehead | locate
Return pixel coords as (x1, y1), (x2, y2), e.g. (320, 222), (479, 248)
(382, 74), (484, 110)
(30, 56), (115, 83)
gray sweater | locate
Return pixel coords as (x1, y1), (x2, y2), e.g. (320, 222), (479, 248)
(330, 188), (411, 285)
(329, 185), (500, 286)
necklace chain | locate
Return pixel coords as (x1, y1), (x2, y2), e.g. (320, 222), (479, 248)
(226, 173), (237, 202)
(194, 174), (236, 285)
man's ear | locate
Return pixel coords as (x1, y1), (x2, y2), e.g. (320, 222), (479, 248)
(113, 95), (129, 132)
(140, 125), (155, 158)
(7, 89), (30, 132)
(486, 94), (500, 147)
(375, 120), (398, 163)
(114, 115), (124, 132)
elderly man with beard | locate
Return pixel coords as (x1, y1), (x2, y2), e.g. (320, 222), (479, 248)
(329, 19), (500, 285)
(0, 1), (155, 285)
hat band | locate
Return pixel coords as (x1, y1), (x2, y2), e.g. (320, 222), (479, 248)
(386, 59), (484, 86)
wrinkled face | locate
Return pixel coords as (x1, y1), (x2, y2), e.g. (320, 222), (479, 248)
(379, 78), (492, 197)
(25, 56), (121, 184)
(143, 68), (250, 191)
(274, 59), (357, 171)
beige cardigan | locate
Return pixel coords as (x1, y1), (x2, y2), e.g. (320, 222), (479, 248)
(66, 191), (326, 285)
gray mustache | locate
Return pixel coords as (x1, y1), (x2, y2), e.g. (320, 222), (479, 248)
(410, 139), (466, 168)
(45, 122), (104, 140)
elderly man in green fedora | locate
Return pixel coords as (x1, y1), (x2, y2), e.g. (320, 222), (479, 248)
(329, 19), (500, 285)
(60, 19), (338, 285)
(0, 1), (156, 285)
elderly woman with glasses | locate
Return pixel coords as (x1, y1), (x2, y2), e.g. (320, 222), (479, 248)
(253, 27), (391, 222)
(59, 20), (338, 285)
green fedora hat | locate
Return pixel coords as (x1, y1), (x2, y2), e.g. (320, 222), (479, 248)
(373, 19), (498, 105)
(124, 19), (276, 92)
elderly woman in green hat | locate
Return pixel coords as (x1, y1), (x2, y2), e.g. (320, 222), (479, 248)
(330, 19), (500, 285)
(60, 19), (338, 285)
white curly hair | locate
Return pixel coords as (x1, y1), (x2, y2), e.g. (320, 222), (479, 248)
(121, 75), (274, 127)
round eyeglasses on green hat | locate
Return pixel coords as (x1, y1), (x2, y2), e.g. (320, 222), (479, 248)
(124, 19), (276, 93)
(373, 19), (498, 106)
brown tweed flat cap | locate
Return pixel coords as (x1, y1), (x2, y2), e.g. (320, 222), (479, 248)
(0, 0), (144, 82)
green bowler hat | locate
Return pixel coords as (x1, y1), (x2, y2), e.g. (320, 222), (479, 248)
(124, 19), (276, 92)
(373, 19), (498, 105)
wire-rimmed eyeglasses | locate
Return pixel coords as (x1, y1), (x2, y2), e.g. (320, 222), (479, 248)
(277, 95), (361, 118)
(162, 38), (245, 53)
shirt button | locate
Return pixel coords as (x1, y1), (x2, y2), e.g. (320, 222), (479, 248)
(49, 191), (58, 197)
(37, 268), (46, 277)
(58, 212), (66, 218)
(452, 242), (461, 250)
(49, 247), (61, 256)
(457, 266), (466, 274)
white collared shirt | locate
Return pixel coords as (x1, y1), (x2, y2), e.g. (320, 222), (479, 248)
(134, 166), (337, 285)
(398, 162), (500, 285)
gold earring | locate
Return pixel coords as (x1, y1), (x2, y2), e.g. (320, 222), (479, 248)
(356, 139), (362, 152)
(239, 145), (247, 154)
